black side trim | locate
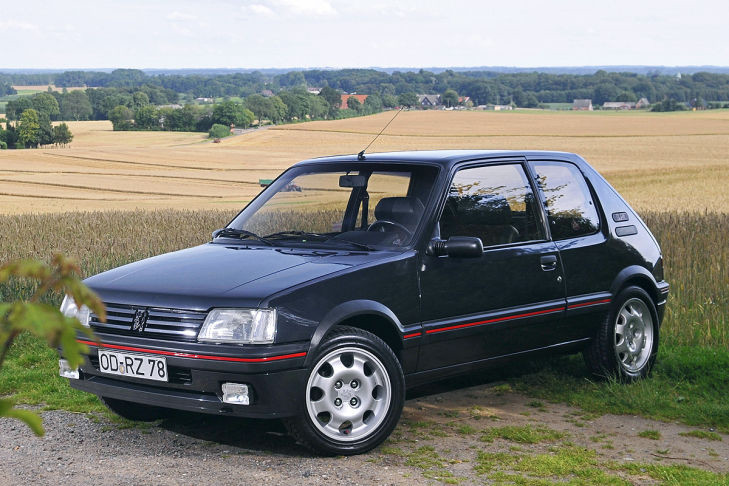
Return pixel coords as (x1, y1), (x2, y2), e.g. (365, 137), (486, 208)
(565, 291), (613, 316)
(421, 299), (566, 338)
(405, 338), (590, 389)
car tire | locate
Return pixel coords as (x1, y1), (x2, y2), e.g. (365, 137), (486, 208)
(583, 285), (659, 382)
(100, 396), (171, 421)
(284, 326), (405, 456)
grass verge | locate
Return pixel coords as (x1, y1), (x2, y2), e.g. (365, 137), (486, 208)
(508, 344), (729, 434)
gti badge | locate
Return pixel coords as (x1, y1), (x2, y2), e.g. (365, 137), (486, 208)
(131, 309), (149, 332)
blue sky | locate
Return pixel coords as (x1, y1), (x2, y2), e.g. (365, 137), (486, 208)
(0, 0), (726, 69)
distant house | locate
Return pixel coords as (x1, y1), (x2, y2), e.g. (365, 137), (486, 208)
(417, 94), (441, 107)
(307, 87), (321, 95)
(493, 104), (513, 111)
(195, 97), (213, 103)
(603, 101), (635, 110)
(341, 94), (368, 108)
(636, 97), (650, 109)
(572, 99), (593, 111)
(158, 104), (183, 109)
(261, 89), (274, 97)
(458, 96), (471, 104)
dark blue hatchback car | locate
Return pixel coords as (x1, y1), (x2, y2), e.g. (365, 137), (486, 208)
(60, 150), (669, 455)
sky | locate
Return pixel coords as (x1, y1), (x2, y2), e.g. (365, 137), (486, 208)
(0, 0), (727, 69)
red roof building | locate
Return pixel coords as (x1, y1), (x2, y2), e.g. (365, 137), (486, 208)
(341, 94), (368, 108)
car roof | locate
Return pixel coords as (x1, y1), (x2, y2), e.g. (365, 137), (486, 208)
(295, 150), (582, 169)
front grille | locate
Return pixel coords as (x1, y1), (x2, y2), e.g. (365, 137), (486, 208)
(87, 355), (193, 385)
(90, 303), (207, 342)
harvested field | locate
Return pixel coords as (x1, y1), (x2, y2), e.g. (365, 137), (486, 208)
(1, 110), (728, 214)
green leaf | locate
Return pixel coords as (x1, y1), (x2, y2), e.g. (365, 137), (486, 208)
(0, 399), (45, 436)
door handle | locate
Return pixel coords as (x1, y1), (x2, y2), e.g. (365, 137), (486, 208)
(540, 255), (558, 271)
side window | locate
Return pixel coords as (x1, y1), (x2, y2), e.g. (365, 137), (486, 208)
(439, 164), (545, 247)
(531, 162), (600, 240)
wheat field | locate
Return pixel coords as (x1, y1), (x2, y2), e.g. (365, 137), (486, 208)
(1, 110), (728, 214)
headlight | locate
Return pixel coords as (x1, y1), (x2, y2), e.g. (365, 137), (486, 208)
(60, 295), (91, 327)
(198, 308), (276, 344)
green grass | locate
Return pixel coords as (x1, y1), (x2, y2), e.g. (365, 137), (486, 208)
(638, 429), (662, 440)
(509, 345), (729, 434)
(404, 446), (462, 484)
(481, 424), (566, 444)
(474, 446), (729, 485)
(0, 332), (105, 413)
(679, 430), (723, 441)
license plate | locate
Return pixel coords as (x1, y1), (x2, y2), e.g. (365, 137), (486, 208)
(98, 350), (168, 382)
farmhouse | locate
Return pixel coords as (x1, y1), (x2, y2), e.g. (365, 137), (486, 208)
(603, 101), (635, 110)
(572, 99), (593, 111)
(341, 94), (368, 107)
(418, 94), (441, 107)
(602, 97), (651, 110)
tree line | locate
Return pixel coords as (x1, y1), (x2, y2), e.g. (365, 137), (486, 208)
(107, 87), (389, 135)
(0, 94), (73, 149)
(5, 68), (729, 105)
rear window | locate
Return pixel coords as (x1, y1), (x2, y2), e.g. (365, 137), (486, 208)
(530, 162), (600, 240)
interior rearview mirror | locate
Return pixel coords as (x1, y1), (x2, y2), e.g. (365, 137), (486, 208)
(427, 236), (483, 258)
(339, 175), (367, 188)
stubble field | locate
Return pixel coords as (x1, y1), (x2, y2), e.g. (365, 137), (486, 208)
(1, 109), (729, 214)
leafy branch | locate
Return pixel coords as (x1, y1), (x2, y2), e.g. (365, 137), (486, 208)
(0, 254), (105, 435)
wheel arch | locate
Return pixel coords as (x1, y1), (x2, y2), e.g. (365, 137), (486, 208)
(306, 300), (404, 366)
(609, 265), (660, 306)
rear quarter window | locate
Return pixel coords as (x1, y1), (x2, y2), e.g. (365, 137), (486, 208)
(530, 161), (600, 240)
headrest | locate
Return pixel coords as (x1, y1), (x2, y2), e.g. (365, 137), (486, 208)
(454, 195), (512, 226)
(374, 197), (425, 229)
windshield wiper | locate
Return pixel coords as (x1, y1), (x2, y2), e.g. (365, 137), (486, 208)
(327, 239), (377, 251)
(264, 231), (376, 251)
(215, 228), (274, 246)
(264, 231), (330, 241)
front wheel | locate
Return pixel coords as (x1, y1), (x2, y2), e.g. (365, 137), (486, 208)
(583, 285), (659, 382)
(284, 326), (405, 455)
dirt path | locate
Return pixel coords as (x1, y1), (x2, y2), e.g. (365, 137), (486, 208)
(1, 380), (726, 485)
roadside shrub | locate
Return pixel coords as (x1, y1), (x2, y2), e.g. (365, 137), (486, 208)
(208, 123), (231, 139)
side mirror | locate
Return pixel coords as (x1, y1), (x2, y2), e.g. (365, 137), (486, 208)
(212, 228), (224, 239)
(427, 236), (483, 258)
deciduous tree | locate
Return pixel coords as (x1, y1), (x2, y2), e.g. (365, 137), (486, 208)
(108, 105), (134, 130)
(18, 109), (40, 148)
(52, 123), (73, 147)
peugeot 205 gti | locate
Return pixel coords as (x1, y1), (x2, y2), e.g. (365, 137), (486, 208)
(60, 150), (669, 455)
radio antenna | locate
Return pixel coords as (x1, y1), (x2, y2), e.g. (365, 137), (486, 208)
(358, 107), (404, 160)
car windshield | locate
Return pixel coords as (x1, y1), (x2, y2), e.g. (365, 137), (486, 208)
(220, 163), (439, 249)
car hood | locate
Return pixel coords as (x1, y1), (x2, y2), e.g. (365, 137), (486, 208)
(84, 243), (383, 310)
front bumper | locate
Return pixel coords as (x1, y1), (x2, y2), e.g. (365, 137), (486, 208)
(69, 333), (309, 418)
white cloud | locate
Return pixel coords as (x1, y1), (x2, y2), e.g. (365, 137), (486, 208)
(166, 11), (197, 21)
(244, 3), (276, 16)
(0, 20), (40, 32)
(270, 0), (337, 17)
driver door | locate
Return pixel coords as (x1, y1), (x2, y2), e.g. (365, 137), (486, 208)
(417, 160), (566, 371)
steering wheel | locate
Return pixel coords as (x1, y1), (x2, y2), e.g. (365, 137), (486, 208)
(367, 220), (413, 239)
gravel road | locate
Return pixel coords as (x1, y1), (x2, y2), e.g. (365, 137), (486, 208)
(2, 376), (727, 485)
